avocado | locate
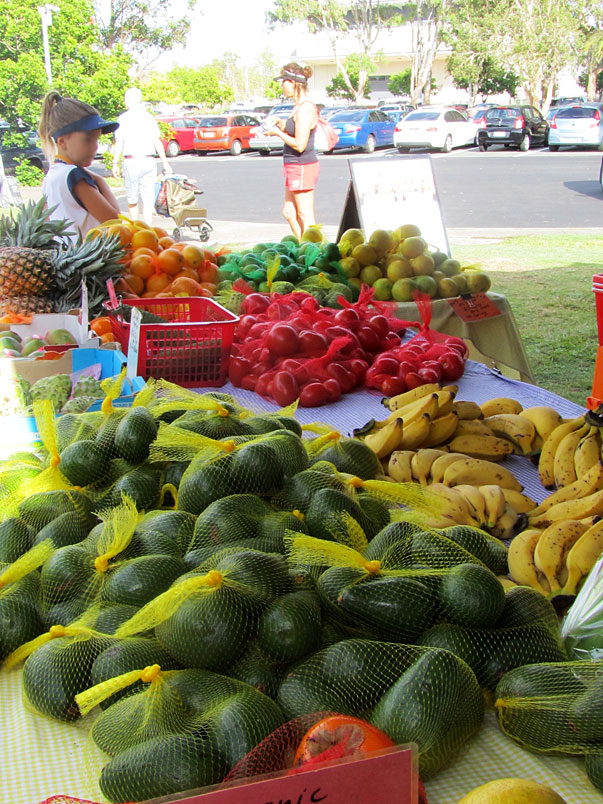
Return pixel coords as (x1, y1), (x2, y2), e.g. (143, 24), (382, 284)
(177, 454), (233, 515)
(419, 622), (484, 679)
(496, 585), (560, 632)
(310, 438), (381, 480)
(356, 493), (391, 539)
(101, 555), (186, 607)
(93, 603), (140, 635)
(362, 521), (426, 562)
(114, 407), (158, 463)
(161, 461), (190, 492)
(257, 510), (308, 541)
(19, 489), (94, 532)
(229, 640), (285, 699)
(135, 510), (196, 555)
(213, 549), (291, 599)
(481, 623), (568, 691)
(440, 525), (509, 576)
(439, 563), (506, 628)
(108, 466), (162, 511)
(0, 518), (33, 563)
(230, 441), (284, 496)
(40, 544), (93, 606)
(257, 590), (322, 663)
(305, 487), (370, 542)
(44, 598), (89, 629)
(569, 675), (603, 742)
(585, 752), (603, 793)
(316, 566), (367, 621)
(59, 440), (111, 486)
(0, 595), (44, 661)
(190, 494), (271, 551)
(371, 648), (484, 777)
(272, 467), (346, 513)
(32, 511), (94, 549)
(264, 429), (309, 477)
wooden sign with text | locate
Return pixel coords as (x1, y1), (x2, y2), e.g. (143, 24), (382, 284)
(448, 292), (502, 322)
(151, 745), (417, 804)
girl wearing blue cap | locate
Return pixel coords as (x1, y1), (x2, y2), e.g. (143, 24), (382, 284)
(39, 91), (121, 240)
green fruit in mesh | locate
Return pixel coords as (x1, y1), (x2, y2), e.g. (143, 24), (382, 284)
(316, 566), (366, 621)
(136, 510), (196, 555)
(257, 510), (308, 540)
(257, 590), (322, 664)
(161, 461), (190, 490)
(363, 521), (426, 561)
(497, 585), (559, 632)
(371, 648), (484, 778)
(176, 411), (252, 439)
(101, 555), (186, 608)
(356, 493), (390, 539)
(190, 494), (271, 551)
(229, 640), (285, 699)
(44, 598), (88, 629)
(128, 530), (183, 559)
(305, 487), (370, 542)
(0, 517), (33, 563)
(585, 753), (603, 793)
(482, 623), (568, 691)
(177, 454), (233, 515)
(32, 510), (95, 549)
(408, 529), (480, 569)
(0, 595), (44, 661)
(114, 407), (158, 463)
(19, 489), (95, 532)
(94, 411), (124, 450)
(273, 468), (346, 513)
(213, 549), (291, 599)
(40, 544), (93, 605)
(273, 415), (303, 437)
(56, 414), (97, 453)
(569, 676), (603, 742)
(440, 525), (508, 576)
(99, 731), (227, 804)
(231, 441), (284, 495)
(244, 416), (285, 435)
(419, 622), (484, 679)
(108, 466), (162, 511)
(22, 634), (111, 721)
(184, 534), (287, 571)
(439, 563), (505, 628)
(93, 603), (139, 635)
(90, 637), (180, 709)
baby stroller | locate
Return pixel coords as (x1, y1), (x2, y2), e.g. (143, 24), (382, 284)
(154, 174), (214, 242)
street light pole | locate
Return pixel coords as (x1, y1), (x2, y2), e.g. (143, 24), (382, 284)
(38, 4), (60, 85)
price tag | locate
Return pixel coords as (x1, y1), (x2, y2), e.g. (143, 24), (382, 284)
(161, 745), (417, 804)
(80, 280), (88, 342)
(106, 278), (119, 309)
(448, 292), (502, 322)
(126, 306), (142, 379)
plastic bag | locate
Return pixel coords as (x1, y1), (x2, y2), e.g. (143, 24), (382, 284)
(562, 553), (603, 660)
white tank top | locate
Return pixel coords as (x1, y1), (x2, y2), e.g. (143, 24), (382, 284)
(42, 162), (101, 241)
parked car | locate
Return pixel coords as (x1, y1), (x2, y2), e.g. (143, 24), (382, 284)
(157, 116), (200, 157)
(548, 103), (603, 151)
(328, 108), (396, 152)
(477, 105), (549, 151)
(320, 106), (347, 120)
(0, 125), (48, 175)
(467, 104), (498, 125)
(393, 106), (478, 153)
(248, 110), (292, 155)
(193, 114), (260, 155)
(550, 96), (587, 107)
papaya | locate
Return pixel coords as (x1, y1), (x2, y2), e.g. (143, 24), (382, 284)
(101, 555), (186, 607)
(0, 517), (33, 563)
(177, 454), (233, 515)
(439, 563), (506, 628)
(440, 525), (508, 576)
(32, 511), (95, 549)
(257, 590), (322, 663)
(59, 440), (111, 486)
(371, 648), (484, 777)
(114, 407), (158, 463)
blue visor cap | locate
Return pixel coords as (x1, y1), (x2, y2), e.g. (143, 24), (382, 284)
(52, 113), (119, 139)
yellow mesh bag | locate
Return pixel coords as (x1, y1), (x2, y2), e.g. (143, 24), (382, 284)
(305, 431), (382, 480)
(276, 638), (483, 778)
(76, 665), (285, 804)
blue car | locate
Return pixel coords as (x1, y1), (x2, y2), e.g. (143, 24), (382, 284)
(328, 108), (396, 153)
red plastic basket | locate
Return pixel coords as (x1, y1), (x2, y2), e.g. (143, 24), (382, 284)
(108, 297), (238, 387)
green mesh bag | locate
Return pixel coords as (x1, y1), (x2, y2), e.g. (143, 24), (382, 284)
(76, 665), (285, 803)
(305, 430), (382, 481)
(0, 516), (34, 563)
(113, 547), (291, 672)
(495, 659), (603, 756)
(276, 638), (483, 778)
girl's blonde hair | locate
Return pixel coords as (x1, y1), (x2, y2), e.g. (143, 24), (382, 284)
(38, 91), (99, 160)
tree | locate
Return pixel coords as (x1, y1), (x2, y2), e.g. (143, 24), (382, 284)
(578, 3), (603, 100)
(268, 0), (404, 102)
(388, 68), (411, 96)
(405, 0), (450, 105)
(447, 53), (519, 103)
(140, 67), (234, 108)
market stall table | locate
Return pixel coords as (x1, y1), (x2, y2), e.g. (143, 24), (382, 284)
(3, 361), (599, 804)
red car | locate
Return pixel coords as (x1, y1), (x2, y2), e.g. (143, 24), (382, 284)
(158, 116), (200, 157)
(193, 114), (260, 155)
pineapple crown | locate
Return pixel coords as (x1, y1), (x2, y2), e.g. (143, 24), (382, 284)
(0, 198), (72, 249)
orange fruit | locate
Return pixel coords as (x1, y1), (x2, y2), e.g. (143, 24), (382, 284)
(154, 291), (173, 298)
(131, 228), (160, 251)
(90, 316), (113, 336)
(159, 236), (175, 249)
(132, 220), (152, 229)
(199, 281), (217, 295)
(156, 248), (185, 276)
(131, 246), (157, 260)
(130, 253), (157, 280)
(181, 244), (204, 269)
(201, 248), (216, 262)
(142, 290), (159, 298)
(145, 272), (172, 295)
(175, 267), (200, 281)
(170, 276), (203, 296)
(107, 224), (133, 246)
(100, 332), (116, 344)
(198, 261), (218, 284)
(153, 226), (170, 239)
(122, 273), (145, 295)
(171, 242), (187, 252)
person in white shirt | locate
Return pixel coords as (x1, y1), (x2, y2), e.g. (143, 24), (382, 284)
(112, 87), (172, 224)
(38, 91), (121, 241)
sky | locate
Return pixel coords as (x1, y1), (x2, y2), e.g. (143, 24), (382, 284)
(155, 0), (296, 71)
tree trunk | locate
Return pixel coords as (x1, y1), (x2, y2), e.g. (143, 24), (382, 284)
(587, 69), (598, 101)
(423, 72), (432, 104)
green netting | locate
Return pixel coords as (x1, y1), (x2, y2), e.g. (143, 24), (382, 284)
(305, 431), (382, 480)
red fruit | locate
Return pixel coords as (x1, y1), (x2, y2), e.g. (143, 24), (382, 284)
(298, 329), (328, 354)
(439, 350), (466, 381)
(240, 375), (257, 391)
(371, 355), (399, 376)
(272, 370), (300, 406)
(418, 366), (441, 384)
(326, 363), (356, 393)
(397, 358), (418, 378)
(247, 321), (271, 339)
(381, 376), (407, 396)
(368, 314), (389, 339)
(356, 325), (381, 352)
(299, 382), (330, 407)
(228, 356), (251, 386)
(255, 372), (275, 397)
(423, 343), (453, 360)
(420, 360), (443, 381)
(333, 307), (360, 327)
(266, 323), (300, 357)
(444, 335), (470, 357)
(404, 371), (424, 389)
(343, 358), (369, 381)
(324, 378), (342, 402)
(383, 331), (402, 349)
(241, 292), (271, 315)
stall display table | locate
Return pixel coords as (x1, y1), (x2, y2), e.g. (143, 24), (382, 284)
(392, 292), (534, 384)
(3, 362), (598, 804)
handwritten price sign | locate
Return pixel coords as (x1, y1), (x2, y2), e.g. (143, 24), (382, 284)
(448, 292), (502, 322)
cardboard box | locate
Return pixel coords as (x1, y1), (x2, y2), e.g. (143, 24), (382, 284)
(9, 310), (92, 346)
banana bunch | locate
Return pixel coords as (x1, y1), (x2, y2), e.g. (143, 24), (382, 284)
(508, 517), (603, 597)
(537, 414), (603, 490)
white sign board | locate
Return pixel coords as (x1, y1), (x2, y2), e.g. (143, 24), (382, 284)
(338, 155), (449, 255)
(126, 306), (142, 379)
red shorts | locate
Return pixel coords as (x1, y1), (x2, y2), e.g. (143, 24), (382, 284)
(283, 161), (320, 192)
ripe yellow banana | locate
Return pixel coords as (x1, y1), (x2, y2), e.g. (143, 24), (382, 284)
(452, 400), (484, 420)
(561, 519), (603, 596)
(479, 484), (507, 528)
(530, 460), (603, 517)
(447, 434), (514, 461)
(454, 484), (488, 527)
(364, 417), (404, 459)
(553, 423), (589, 489)
(529, 488), (603, 529)
(454, 419), (496, 437)
(429, 452), (468, 484)
(425, 483), (481, 527)
(377, 391), (440, 428)
(498, 576), (520, 591)
(490, 503), (519, 541)
(399, 412), (432, 451)
(538, 416), (587, 489)
(574, 427), (602, 479)
(442, 457), (523, 491)
(480, 397), (523, 417)
(483, 414), (537, 456)
(518, 406), (563, 443)
(507, 528), (551, 594)
(387, 450), (415, 483)
(410, 449), (448, 485)
(421, 411), (459, 448)
(432, 388), (456, 417)
(385, 383), (441, 411)
(533, 519), (589, 594)
(500, 487), (537, 513)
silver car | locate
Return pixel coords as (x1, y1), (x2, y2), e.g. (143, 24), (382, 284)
(548, 104), (603, 151)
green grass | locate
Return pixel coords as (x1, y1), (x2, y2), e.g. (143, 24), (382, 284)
(452, 235), (602, 406)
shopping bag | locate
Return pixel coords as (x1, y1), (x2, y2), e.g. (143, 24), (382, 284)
(315, 117), (339, 152)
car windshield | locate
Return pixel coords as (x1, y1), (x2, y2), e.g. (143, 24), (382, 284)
(330, 111), (365, 122)
(198, 117), (227, 127)
(404, 111), (440, 121)
(486, 109), (521, 121)
(555, 107), (599, 119)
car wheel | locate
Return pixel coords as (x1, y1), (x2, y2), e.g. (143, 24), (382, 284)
(397, 146), (410, 153)
(597, 141), (603, 152)
(549, 144), (559, 152)
(363, 134), (376, 154)
(478, 142), (488, 152)
(230, 139), (242, 156)
(172, 227), (182, 242)
(166, 140), (180, 157)
(442, 134), (452, 153)
(519, 134), (530, 151)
